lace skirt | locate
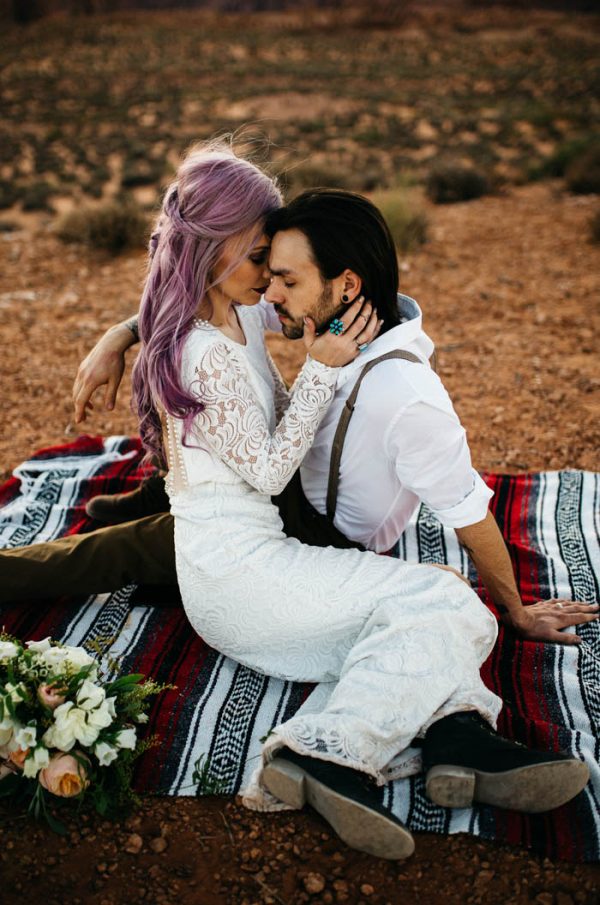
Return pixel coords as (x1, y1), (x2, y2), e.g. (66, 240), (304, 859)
(172, 481), (502, 808)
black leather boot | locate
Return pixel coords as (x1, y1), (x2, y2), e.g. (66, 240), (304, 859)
(263, 747), (414, 860)
(423, 711), (589, 812)
(86, 474), (170, 524)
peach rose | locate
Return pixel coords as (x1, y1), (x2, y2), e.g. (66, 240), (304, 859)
(37, 683), (67, 710)
(38, 752), (90, 798)
(8, 747), (29, 769)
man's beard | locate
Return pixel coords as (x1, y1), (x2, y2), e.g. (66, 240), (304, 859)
(275, 282), (340, 341)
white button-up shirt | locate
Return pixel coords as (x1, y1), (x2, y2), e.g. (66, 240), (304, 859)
(298, 294), (493, 552)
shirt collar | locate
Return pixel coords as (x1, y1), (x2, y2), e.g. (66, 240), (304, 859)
(335, 293), (434, 388)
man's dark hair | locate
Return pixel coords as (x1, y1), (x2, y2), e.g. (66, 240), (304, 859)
(265, 188), (400, 334)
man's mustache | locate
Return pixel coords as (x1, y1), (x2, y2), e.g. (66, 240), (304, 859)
(274, 304), (295, 320)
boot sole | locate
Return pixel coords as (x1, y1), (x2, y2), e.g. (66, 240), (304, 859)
(426, 759), (590, 812)
(263, 758), (415, 860)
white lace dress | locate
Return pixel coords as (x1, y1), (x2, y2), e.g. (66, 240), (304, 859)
(164, 303), (502, 810)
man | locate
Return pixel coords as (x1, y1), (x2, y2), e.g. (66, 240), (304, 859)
(0, 189), (593, 836)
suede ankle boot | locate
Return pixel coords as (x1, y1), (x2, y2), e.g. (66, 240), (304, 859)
(423, 711), (589, 812)
(263, 747), (414, 860)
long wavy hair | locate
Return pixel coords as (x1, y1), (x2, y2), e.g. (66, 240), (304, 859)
(131, 141), (282, 466)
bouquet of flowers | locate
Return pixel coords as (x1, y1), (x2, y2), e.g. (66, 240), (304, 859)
(0, 632), (169, 832)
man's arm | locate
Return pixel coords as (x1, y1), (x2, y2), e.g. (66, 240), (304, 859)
(456, 511), (599, 644)
(72, 316), (139, 423)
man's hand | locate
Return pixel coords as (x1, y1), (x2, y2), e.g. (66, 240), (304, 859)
(504, 599), (599, 645)
(73, 321), (137, 423)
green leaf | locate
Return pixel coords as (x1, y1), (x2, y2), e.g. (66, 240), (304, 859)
(106, 674), (145, 694)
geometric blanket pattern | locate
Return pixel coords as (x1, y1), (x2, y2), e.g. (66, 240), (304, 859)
(1, 435), (598, 862)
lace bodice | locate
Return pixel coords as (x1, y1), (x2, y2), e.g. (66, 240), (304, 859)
(164, 305), (339, 498)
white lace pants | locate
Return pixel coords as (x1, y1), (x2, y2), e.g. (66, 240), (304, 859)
(173, 489), (502, 809)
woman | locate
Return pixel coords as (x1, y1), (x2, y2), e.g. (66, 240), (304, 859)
(131, 143), (581, 859)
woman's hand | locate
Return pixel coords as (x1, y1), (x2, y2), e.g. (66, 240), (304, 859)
(504, 599), (599, 645)
(72, 322), (136, 423)
(303, 297), (382, 368)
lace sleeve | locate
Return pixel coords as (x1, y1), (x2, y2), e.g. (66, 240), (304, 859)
(192, 342), (338, 495)
(266, 349), (290, 422)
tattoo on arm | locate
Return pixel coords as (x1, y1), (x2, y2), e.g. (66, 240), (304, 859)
(123, 316), (139, 343)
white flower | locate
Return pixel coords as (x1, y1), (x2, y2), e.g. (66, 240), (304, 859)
(115, 728), (137, 751)
(23, 745), (50, 779)
(63, 646), (97, 675)
(26, 638), (52, 654)
(14, 723), (37, 750)
(94, 741), (119, 767)
(41, 647), (70, 674)
(44, 702), (99, 751)
(76, 680), (105, 711)
(4, 682), (27, 703)
(0, 640), (20, 661)
(87, 701), (113, 732)
(106, 697), (117, 720)
(135, 713), (149, 724)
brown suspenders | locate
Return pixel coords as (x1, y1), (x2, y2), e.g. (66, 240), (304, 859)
(325, 350), (429, 522)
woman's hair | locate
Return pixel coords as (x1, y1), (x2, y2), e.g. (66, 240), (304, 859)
(265, 188), (400, 335)
(131, 140), (282, 466)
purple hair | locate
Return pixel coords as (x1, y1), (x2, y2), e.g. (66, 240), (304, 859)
(131, 142), (282, 466)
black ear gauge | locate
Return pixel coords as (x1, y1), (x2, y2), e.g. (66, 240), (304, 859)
(342, 294), (349, 302)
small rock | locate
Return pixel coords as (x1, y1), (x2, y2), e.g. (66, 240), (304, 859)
(303, 873), (326, 895)
(124, 833), (143, 854)
(556, 894), (574, 905)
(477, 870), (495, 883)
(96, 863), (107, 874)
(535, 894), (554, 905)
(360, 884), (375, 897)
(149, 837), (168, 854)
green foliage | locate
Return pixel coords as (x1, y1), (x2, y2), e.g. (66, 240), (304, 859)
(371, 190), (428, 254)
(192, 754), (228, 797)
(426, 164), (489, 204)
(57, 198), (148, 255)
(530, 137), (600, 180)
(565, 145), (600, 195)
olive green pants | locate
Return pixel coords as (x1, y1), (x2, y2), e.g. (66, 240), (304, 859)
(0, 474), (363, 603)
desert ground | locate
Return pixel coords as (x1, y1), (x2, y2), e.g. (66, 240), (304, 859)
(1, 3), (599, 903)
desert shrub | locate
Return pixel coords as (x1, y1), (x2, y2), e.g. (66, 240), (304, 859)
(57, 198), (148, 255)
(589, 210), (600, 244)
(371, 191), (428, 254)
(530, 137), (599, 180)
(284, 162), (352, 196)
(565, 146), (600, 195)
(21, 180), (54, 211)
(426, 165), (489, 204)
(0, 180), (19, 210)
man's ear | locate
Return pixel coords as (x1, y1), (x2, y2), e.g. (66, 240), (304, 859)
(340, 270), (362, 305)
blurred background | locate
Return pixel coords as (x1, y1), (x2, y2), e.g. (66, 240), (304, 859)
(1, 0), (598, 242)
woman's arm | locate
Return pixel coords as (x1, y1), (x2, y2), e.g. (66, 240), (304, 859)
(192, 342), (339, 496)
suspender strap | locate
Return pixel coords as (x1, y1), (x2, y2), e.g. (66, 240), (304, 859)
(325, 350), (425, 522)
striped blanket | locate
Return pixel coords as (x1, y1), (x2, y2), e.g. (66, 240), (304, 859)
(1, 436), (598, 862)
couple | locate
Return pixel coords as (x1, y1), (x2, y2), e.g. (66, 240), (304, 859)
(1, 142), (594, 859)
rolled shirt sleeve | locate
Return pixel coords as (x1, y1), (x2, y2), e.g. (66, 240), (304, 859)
(386, 400), (493, 529)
